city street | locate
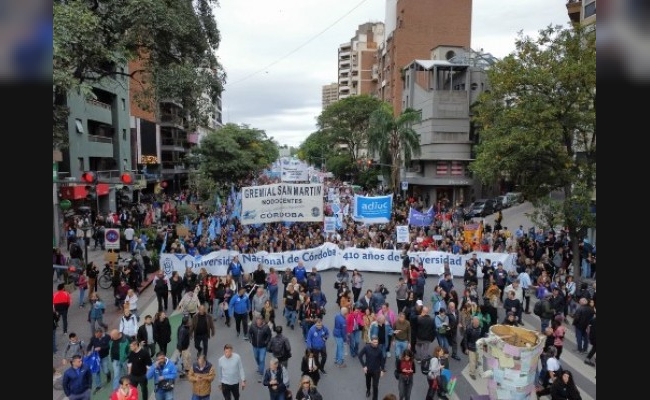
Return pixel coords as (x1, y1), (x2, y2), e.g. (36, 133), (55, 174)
(53, 202), (596, 400)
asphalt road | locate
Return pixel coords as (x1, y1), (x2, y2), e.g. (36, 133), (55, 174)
(53, 202), (596, 400)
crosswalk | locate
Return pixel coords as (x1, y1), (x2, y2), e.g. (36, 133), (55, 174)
(443, 314), (596, 400)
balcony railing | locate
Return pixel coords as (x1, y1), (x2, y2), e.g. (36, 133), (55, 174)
(88, 135), (113, 144)
(159, 113), (185, 128)
(86, 98), (112, 110)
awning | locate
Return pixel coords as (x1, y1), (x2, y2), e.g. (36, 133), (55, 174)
(59, 183), (109, 200)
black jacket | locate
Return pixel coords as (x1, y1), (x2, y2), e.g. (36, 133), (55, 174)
(153, 318), (172, 345)
(464, 325), (483, 352)
(358, 343), (386, 373)
(416, 315), (436, 342)
(248, 322), (273, 348)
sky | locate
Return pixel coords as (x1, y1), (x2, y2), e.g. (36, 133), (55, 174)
(214, 0), (571, 148)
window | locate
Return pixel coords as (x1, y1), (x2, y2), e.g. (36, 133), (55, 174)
(121, 98), (126, 111)
(75, 119), (84, 134)
(584, 1), (596, 18)
(122, 129), (127, 141)
(78, 157), (84, 171)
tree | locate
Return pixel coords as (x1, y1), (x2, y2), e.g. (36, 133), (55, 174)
(53, 0), (226, 148)
(367, 103), (422, 192)
(316, 95), (383, 161)
(470, 24), (596, 280)
(192, 123), (279, 184)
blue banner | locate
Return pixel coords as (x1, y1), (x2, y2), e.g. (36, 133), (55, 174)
(408, 206), (435, 227)
(353, 195), (392, 223)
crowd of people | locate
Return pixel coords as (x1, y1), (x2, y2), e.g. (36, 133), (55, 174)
(54, 176), (596, 400)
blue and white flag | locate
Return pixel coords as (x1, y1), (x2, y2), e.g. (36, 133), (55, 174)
(196, 219), (203, 236)
(353, 195), (392, 224)
(160, 231), (168, 253)
(208, 217), (216, 241)
(407, 206), (435, 227)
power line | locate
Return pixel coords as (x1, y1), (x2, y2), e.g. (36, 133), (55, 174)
(228, 0), (370, 86)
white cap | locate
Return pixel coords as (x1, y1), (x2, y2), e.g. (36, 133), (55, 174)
(416, 300), (424, 306)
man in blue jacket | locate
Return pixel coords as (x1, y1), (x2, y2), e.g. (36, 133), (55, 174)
(306, 318), (330, 374)
(62, 355), (92, 400)
(146, 351), (179, 400)
(229, 287), (251, 338)
(333, 307), (349, 367)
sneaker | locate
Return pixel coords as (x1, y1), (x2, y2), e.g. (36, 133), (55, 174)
(470, 374), (476, 380)
(584, 359), (595, 366)
(386, 352), (391, 358)
(366, 389), (371, 398)
(320, 368), (327, 374)
(337, 363), (347, 368)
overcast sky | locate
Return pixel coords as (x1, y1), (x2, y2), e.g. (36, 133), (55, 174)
(215, 0), (570, 148)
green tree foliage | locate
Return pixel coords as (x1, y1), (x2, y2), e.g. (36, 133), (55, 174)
(53, 0), (226, 147)
(471, 25), (596, 279)
(316, 95), (383, 161)
(367, 103), (422, 192)
(193, 123), (279, 184)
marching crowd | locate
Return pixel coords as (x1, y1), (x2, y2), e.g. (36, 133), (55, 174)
(54, 179), (596, 400)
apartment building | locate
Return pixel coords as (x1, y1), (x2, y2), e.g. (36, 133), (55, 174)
(321, 83), (339, 109)
(401, 46), (498, 206)
(378, 0), (472, 115)
(57, 65), (133, 213)
(566, 0), (596, 26)
(338, 22), (384, 99)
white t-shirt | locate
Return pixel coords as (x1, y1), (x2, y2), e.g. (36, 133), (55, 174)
(124, 228), (135, 241)
(547, 357), (561, 373)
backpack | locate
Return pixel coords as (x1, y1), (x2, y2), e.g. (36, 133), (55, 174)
(66, 341), (85, 358)
(420, 356), (432, 375)
(533, 300), (544, 317)
(270, 337), (287, 358)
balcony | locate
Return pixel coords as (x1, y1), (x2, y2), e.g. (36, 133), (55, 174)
(161, 138), (188, 152)
(88, 135), (113, 144)
(566, 0), (582, 24)
(159, 113), (185, 129)
(85, 98), (112, 124)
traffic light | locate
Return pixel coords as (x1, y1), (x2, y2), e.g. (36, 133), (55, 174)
(81, 171), (97, 201)
(120, 172), (133, 185)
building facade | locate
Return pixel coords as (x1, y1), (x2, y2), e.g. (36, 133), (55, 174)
(566, 0), (596, 26)
(321, 83), (339, 109)
(401, 46), (498, 207)
(57, 66), (133, 214)
(338, 22), (384, 99)
(377, 0), (472, 115)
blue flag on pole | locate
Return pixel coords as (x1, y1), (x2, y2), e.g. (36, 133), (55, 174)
(196, 219), (203, 236)
(407, 206), (435, 227)
(208, 217), (216, 240)
(160, 231), (168, 253)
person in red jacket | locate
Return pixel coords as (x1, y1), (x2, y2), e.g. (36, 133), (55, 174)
(109, 376), (139, 400)
(53, 283), (72, 334)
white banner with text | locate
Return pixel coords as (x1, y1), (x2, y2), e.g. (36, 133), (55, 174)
(160, 243), (516, 278)
(240, 183), (324, 225)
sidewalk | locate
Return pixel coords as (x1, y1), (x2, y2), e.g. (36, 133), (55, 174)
(53, 246), (160, 400)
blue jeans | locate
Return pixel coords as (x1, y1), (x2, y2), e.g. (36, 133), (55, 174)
(284, 309), (297, 327)
(155, 389), (175, 400)
(269, 391), (286, 400)
(334, 336), (345, 364)
(111, 359), (127, 390)
(253, 346), (267, 375)
(212, 299), (223, 319)
(581, 260), (591, 278)
(268, 284), (279, 308)
(79, 287), (86, 306)
(349, 330), (361, 357)
(192, 395), (210, 400)
(541, 318), (550, 333)
(93, 356), (111, 388)
(394, 339), (408, 359)
(575, 328), (589, 352)
(436, 334), (449, 351)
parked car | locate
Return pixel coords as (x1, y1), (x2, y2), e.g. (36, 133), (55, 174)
(495, 195), (508, 209)
(504, 192), (523, 207)
(464, 198), (496, 219)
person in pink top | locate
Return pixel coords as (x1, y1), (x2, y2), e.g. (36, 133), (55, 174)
(266, 267), (280, 309)
(377, 303), (398, 357)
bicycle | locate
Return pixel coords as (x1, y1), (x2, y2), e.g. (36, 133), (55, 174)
(98, 256), (130, 290)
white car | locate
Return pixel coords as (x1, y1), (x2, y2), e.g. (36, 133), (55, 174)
(503, 192), (523, 207)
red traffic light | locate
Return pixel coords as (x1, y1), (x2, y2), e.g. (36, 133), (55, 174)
(81, 171), (96, 184)
(120, 172), (133, 184)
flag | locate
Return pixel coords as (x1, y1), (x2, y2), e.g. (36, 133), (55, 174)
(196, 218), (203, 236)
(208, 217), (216, 241)
(215, 193), (222, 210)
(184, 215), (190, 227)
(160, 231), (168, 253)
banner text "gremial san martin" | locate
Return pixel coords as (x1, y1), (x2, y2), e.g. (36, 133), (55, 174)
(243, 184), (323, 198)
